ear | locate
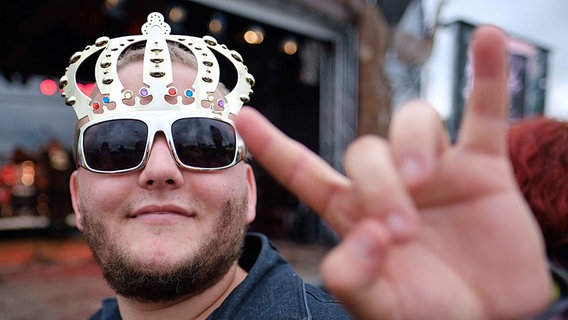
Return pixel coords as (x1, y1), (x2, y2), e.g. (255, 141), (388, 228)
(244, 164), (257, 224)
(69, 170), (84, 231)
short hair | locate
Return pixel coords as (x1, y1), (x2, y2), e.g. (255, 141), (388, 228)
(117, 41), (199, 69)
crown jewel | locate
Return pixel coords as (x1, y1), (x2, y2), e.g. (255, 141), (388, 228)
(59, 12), (255, 121)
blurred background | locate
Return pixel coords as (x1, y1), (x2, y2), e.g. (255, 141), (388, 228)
(2, 0), (565, 242)
(1, 1), (566, 319)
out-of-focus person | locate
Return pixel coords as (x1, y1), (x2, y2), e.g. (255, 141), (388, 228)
(508, 116), (568, 267)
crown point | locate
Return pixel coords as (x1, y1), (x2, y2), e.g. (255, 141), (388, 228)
(92, 101), (101, 110)
(142, 12), (171, 36)
(184, 89), (194, 98)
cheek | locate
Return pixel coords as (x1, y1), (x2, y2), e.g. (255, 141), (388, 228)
(76, 172), (132, 214)
(187, 171), (248, 205)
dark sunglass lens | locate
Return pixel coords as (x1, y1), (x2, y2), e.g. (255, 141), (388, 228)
(172, 118), (237, 168)
(83, 119), (148, 171)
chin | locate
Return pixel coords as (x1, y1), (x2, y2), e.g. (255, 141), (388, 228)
(130, 238), (199, 263)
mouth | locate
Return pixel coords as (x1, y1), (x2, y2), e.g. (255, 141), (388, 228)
(129, 204), (195, 224)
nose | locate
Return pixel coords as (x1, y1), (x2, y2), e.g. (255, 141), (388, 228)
(138, 133), (184, 188)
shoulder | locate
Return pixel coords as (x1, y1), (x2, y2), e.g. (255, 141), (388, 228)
(304, 283), (353, 319)
(88, 297), (121, 320)
(210, 233), (352, 319)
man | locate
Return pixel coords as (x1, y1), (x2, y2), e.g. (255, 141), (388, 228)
(61, 12), (557, 320)
(62, 13), (350, 319)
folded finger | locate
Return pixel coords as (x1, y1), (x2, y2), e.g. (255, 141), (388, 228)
(344, 135), (419, 240)
(389, 100), (450, 190)
(321, 219), (397, 319)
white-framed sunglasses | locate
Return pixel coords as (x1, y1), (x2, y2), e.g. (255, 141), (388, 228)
(76, 111), (246, 174)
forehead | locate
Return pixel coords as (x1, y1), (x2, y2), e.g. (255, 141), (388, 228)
(118, 60), (198, 87)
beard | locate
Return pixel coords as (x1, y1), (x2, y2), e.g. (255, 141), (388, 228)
(80, 198), (249, 303)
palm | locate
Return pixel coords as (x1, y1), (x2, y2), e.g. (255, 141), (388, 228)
(367, 150), (545, 319)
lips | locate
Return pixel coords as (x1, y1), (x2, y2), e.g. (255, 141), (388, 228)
(129, 204), (195, 219)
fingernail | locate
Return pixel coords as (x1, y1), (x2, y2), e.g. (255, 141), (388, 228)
(387, 213), (409, 237)
(347, 231), (376, 261)
(400, 157), (422, 186)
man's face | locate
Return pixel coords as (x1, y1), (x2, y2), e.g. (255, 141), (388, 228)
(69, 61), (257, 302)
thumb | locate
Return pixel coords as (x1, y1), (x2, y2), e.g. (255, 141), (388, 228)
(321, 219), (397, 319)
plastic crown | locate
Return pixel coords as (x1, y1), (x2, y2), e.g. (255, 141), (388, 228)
(59, 12), (255, 122)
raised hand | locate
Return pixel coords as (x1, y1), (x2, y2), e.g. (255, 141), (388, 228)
(235, 25), (552, 319)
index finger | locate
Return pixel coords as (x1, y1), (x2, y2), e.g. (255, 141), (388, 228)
(457, 25), (509, 156)
(235, 107), (353, 231)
